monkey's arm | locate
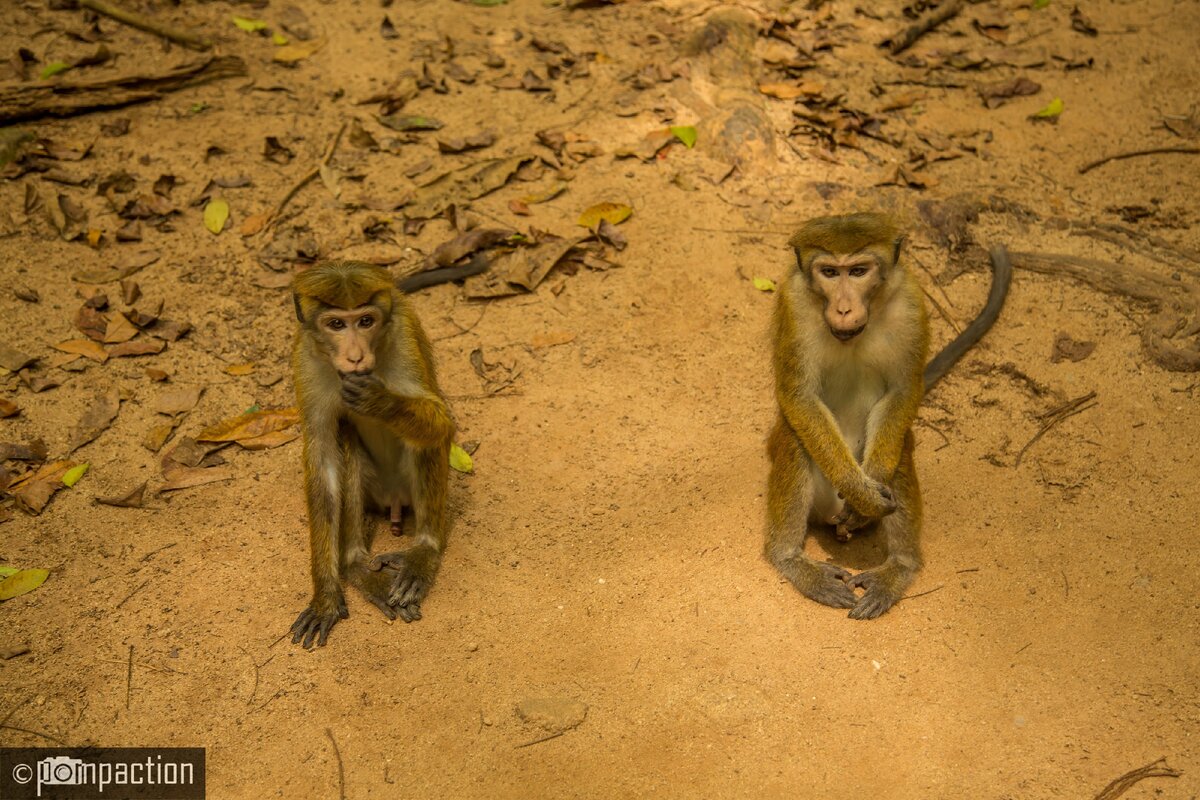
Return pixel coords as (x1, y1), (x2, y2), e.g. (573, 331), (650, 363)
(773, 301), (894, 518)
(341, 374), (454, 447)
(861, 375), (923, 483)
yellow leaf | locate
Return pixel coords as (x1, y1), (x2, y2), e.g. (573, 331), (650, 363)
(273, 39), (324, 63)
(449, 443), (474, 474)
(225, 363), (255, 376)
(0, 568), (50, 601)
(577, 202), (632, 228)
(86, 228), (102, 248)
(0, 566), (18, 578)
(752, 277), (777, 292)
(62, 463), (89, 487)
(232, 15), (266, 32)
(1034, 97), (1064, 118)
(669, 125), (697, 148)
(272, 32), (289, 45)
(204, 198), (229, 235)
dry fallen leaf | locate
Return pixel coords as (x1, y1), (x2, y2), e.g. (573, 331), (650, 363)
(0, 569), (49, 601)
(577, 202), (632, 228)
(0, 344), (36, 372)
(53, 339), (108, 364)
(68, 386), (121, 452)
(155, 386), (204, 416)
(237, 430), (301, 450)
(157, 466), (236, 494)
(197, 407), (301, 445)
(405, 154), (536, 219)
(12, 460), (76, 515)
(108, 340), (166, 358)
(225, 363), (255, 376)
(96, 481), (148, 508)
(103, 312), (139, 344)
(531, 331), (576, 348)
(273, 38), (324, 62)
(0, 399), (19, 418)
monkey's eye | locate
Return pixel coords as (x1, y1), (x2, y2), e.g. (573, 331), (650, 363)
(819, 267), (838, 279)
(327, 318), (346, 331)
(849, 267), (870, 278)
(358, 316), (374, 329)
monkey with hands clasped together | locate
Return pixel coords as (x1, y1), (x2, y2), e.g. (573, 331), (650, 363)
(289, 261), (455, 648)
(766, 212), (1010, 619)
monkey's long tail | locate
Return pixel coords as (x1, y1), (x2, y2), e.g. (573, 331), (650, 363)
(923, 244), (1013, 392)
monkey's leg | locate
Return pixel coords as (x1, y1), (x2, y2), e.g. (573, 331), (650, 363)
(372, 442), (449, 622)
(291, 436), (350, 649)
(847, 436), (922, 620)
(765, 419), (857, 609)
(340, 445), (399, 622)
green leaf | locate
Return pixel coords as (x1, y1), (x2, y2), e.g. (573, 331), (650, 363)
(204, 198), (230, 235)
(0, 566), (18, 578)
(40, 62), (71, 80)
(232, 16), (267, 32)
(449, 443), (474, 474)
(669, 125), (698, 149)
(62, 463), (89, 487)
(0, 569), (50, 601)
(377, 115), (444, 132)
(472, 0), (509, 5)
(188, 102), (209, 115)
(1032, 0), (1050, 8)
(752, 277), (777, 292)
(1034, 97), (1064, 118)
(577, 202), (632, 228)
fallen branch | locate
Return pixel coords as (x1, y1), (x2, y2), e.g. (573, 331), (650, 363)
(1078, 146), (1200, 175)
(1092, 757), (1181, 800)
(0, 55), (246, 125)
(263, 122), (347, 234)
(79, 0), (211, 51)
(883, 0), (965, 55)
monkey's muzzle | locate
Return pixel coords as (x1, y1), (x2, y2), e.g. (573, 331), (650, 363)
(830, 325), (865, 342)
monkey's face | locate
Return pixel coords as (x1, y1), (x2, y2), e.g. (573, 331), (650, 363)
(315, 305), (385, 374)
(806, 249), (886, 342)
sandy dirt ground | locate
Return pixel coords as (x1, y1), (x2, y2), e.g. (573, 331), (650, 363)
(1, 0), (1199, 797)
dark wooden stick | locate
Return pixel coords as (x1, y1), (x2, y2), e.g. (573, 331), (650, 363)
(79, 0), (211, 50)
(883, 0), (965, 55)
(1078, 146), (1200, 175)
(1092, 757), (1181, 800)
(0, 55), (245, 125)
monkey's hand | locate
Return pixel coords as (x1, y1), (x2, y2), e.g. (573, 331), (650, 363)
(340, 372), (393, 418)
(845, 476), (897, 520)
(370, 546), (441, 623)
(290, 594), (349, 649)
(846, 563), (914, 620)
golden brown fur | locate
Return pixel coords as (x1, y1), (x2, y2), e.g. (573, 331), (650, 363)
(767, 212), (929, 619)
(290, 261), (454, 648)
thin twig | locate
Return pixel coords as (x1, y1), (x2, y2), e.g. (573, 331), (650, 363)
(902, 584), (944, 601)
(920, 284), (962, 335)
(1015, 392), (1098, 467)
(325, 728), (347, 800)
(126, 644), (134, 709)
(139, 542), (176, 562)
(79, 0), (211, 50)
(0, 696), (30, 729)
(0, 724), (67, 745)
(514, 730), (567, 749)
(263, 123), (347, 234)
(1078, 146), (1200, 175)
(115, 579), (150, 609)
(883, 0), (965, 55)
(1092, 757), (1181, 800)
(955, 567), (980, 574)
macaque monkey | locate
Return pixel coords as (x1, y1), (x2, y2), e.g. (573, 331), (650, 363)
(290, 261), (455, 648)
(766, 212), (1010, 619)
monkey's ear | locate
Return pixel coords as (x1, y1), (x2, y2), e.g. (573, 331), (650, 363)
(292, 293), (306, 324)
(893, 235), (905, 266)
(793, 248), (805, 269)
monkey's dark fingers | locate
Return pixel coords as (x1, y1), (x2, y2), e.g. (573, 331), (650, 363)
(365, 594), (397, 621)
(846, 571), (901, 620)
(369, 553), (406, 572)
(388, 575), (428, 609)
(290, 608), (314, 638)
(395, 602), (422, 623)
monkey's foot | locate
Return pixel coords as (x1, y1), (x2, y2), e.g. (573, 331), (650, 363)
(371, 547), (440, 623)
(290, 598), (348, 649)
(846, 567), (909, 620)
(354, 569), (398, 621)
(777, 558), (857, 609)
